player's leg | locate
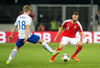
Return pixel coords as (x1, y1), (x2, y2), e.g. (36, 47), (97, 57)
(72, 41), (83, 57)
(6, 46), (20, 64)
(27, 34), (54, 54)
(38, 38), (54, 54)
(49, 44), (64, 62)
(49, 36), (69, 62)
(6, 38), (24, 64)
(70, 38), (83, 62)
(52, 44), (64, 56)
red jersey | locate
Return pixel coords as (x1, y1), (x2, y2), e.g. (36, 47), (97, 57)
(62, 19), (83, 38)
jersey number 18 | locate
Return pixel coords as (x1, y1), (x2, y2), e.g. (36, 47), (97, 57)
(18, 21), (26, 30)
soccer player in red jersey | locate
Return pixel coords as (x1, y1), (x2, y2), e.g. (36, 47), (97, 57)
(49, 11), (89, 62)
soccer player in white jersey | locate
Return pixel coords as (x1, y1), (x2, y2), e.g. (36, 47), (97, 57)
(49, 11), (89, 62)
(6, 5), (54, 64)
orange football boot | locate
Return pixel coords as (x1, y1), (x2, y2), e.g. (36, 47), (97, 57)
(71, 56), (79, 62)
(49, 59), (54, 63)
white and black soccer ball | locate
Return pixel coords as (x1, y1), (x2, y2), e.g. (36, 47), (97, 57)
(62, 54), (70, 62)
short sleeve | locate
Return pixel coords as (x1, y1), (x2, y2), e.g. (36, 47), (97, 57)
(26, 17), (32, 26)
(61, 21), (66, 28)
(77, 21), (83, 32)
(14, 19), (18, 26)
(79, 26), (83, 32)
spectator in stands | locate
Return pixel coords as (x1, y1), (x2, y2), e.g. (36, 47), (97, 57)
(50, 18), (57, 31)
(58, 24), (61, 30)
(3, 10), (12, 23)
(95, 10), (100, 24)
(29, 12), (35, 20)
(43, 19), (48, 31)
(37, 23), (45, 31)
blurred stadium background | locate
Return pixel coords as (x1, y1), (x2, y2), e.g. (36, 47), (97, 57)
(0, 0), (100, 31)
(1, 0), (100, 43)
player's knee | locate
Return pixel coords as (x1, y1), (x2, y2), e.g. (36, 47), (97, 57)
(59, 44), (64, 49)
(40, 39), (44, 43)
(38, 38), (44, 44)
(14, 46), (19, 51)
(77, 41), (83, 47)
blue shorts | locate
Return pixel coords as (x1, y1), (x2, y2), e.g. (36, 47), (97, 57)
(16, 34), (40, 47)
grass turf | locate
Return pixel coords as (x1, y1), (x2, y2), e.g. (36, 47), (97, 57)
(0, 43), (100, 68)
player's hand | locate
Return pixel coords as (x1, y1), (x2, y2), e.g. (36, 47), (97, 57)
(8, 36), (12, 41)
(54, 37), (57, 42)
(23, 37), (28, 43)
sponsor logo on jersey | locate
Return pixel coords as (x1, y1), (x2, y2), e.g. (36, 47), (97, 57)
(74, 26), (76, 28)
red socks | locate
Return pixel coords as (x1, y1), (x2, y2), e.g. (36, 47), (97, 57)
(51, 47), (61, 60)
(51, 46), (82, 61)
(72, 46), (82, 57)
(56, 47), (61, 51)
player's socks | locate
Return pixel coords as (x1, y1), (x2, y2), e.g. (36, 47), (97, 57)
(49, 47), (61, 62)
(71, 46), (82, 62)
(42, 42), (54, 54)
(52, 47), (61, 56)
(6, 48), (17, 64)
(72, 46), (82, 57)
(49, 55), (56, 62)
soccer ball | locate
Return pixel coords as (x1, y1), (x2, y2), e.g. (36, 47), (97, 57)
(62, 54), (70, 62)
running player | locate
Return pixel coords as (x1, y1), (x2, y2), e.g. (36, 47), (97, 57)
(49, 11), (89, 62)
(6, 5), (54, 64)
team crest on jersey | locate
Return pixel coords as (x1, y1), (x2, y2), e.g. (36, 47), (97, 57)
(74, 26), (76, 28)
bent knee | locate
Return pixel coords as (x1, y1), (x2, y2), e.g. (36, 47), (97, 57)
(77, 41), (83, 47)
(59, 44), (64, 49)
(38, 38), (44, 43)
(15, 46), (19, 50)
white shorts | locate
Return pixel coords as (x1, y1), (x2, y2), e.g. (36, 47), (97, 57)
(60, 36), (80, 46)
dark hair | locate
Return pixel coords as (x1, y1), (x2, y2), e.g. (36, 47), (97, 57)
(73, 11), (79, 15)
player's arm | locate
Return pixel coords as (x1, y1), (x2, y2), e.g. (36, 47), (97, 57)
(80, 32), (86, 39)
(80, 32), (89, 44)
(8, 25), (17, 41)
(23, 25), (29, 43)
(78, 22), (89, 44)
(54, 27), (64, 42)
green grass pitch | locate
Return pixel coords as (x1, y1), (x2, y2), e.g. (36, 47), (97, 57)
(0, 43), (100, 68)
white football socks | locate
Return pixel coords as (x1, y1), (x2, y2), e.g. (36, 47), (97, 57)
(42, 42), (54, 54)
(7, 48), (17, 63)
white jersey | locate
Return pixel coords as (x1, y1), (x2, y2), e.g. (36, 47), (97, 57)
(14, 14), (32, 39)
